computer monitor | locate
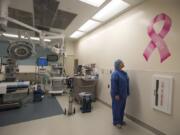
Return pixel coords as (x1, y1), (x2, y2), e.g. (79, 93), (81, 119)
(47, 54), (58, 62)
(37, 57), (48, 66)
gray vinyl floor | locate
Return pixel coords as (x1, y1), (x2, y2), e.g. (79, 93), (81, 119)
(0, 95), (155, 135)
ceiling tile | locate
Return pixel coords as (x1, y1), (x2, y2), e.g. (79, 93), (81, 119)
(8, 7), (33, 30)
(33, 0), (60, 28)
(52, 9), (77, 30)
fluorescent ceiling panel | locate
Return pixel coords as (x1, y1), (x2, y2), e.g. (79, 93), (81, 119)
(78, 20), (101, 32)
(70, 31), (85, 38)
(93, 0), (130, 21)
(79, 0), (106, 7)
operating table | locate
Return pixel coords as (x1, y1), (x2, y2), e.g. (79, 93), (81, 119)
(0, 81), (30, 110)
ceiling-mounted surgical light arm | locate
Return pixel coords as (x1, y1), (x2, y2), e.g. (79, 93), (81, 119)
(0, 0), (64, 43)
(44, 35), (65, 40)
(1, 16), (65, 43)
(5, 16), (42, 34)
(45, 31), (64, 36)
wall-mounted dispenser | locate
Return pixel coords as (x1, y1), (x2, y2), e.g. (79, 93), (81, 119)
(152, 75), (173, 114)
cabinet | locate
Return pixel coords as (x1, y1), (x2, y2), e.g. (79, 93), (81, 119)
(73, 77), (97, 102)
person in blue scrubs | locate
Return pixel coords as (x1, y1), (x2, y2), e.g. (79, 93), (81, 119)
(111, 59), (129, 128)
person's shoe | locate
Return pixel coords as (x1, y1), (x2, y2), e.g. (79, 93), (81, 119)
(116, 124), (122, 128)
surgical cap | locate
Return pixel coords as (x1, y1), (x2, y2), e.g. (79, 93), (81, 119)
(114, 59), (124, 70)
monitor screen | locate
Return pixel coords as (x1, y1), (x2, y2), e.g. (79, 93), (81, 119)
(47, 54), (58, 62)
(37, 57), (48, 66)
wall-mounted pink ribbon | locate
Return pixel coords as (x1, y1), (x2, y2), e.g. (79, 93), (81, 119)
(143, 13), (172, 63)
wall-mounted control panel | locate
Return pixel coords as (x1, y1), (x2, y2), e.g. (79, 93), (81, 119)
(152, 75), (173, 114)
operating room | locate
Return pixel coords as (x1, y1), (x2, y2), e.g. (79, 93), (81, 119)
(0, 0), (180, 135)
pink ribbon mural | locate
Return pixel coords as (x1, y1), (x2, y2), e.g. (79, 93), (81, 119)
(143, 13), (172, 63)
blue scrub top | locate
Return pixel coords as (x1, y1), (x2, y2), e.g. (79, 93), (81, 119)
(111, 70), (129, 98)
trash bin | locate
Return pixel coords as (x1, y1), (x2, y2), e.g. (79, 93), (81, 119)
(79, 92), (92, 113)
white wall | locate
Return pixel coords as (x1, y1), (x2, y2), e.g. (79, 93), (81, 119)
(76, 0), (180, 72)
(75, 0), (180, 134)
(18, 65), (36, 73)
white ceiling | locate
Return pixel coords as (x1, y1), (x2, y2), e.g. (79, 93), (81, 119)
(8, 0), (145, 38)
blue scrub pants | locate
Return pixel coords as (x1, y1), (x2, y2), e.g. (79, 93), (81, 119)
(111, 96), (127, 125)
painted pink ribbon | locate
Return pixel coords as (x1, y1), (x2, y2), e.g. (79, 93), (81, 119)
(143, 13), (172, 63)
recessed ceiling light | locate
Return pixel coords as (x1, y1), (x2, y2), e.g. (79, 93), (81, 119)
(93, 0), (129, 21)
(2, 33), (18, 38)
(30, 37), (40, 41)
(70, 31), (85, 39)
(2, 33), (51, 42)
(44, 39), (51, 42)
(79, 0), (106, 7)
(78, 20), (101, 32)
